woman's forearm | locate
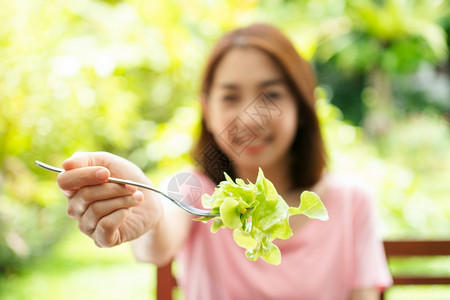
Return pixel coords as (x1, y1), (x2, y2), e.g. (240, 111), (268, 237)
(130, 202), (192, 266)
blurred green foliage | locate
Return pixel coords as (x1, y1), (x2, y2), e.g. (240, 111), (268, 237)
(0, 228), (153, 299)
(0, 1), (449, 295)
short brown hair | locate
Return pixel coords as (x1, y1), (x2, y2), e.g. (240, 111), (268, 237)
(192, 23), (327, 188)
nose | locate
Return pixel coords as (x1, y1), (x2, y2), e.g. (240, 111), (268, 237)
(235, 98), (263, 137)
(240, 91), (280, 133)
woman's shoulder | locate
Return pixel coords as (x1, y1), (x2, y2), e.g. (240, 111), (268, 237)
(323, 170), (373, 190)
(318, 172), (378, 223)
(321, 171), (376, 203)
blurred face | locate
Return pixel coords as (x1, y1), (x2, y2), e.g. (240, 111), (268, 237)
(203, 47), (298, 170)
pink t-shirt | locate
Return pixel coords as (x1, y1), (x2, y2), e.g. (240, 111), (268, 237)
(176, 172), (392, 300)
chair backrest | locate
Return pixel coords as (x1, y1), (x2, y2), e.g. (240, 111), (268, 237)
(380, 240), (450, 300)
(156, 240), (450, 300)
(382, 240), (450, 285)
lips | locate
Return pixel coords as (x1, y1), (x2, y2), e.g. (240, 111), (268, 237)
(242, 135), (274, 154)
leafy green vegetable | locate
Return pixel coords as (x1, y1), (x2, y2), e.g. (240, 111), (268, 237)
(199, 168), (328, 265)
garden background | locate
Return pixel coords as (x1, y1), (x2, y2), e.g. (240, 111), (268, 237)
(1, 0), (449, 299)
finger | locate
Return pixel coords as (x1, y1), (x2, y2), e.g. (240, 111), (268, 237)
(78, 191), (143, 235)
(57, 166), (110, 192)
(62, 151), (114, 171)
(92, 208), (131, 248)
(75, 183), (137, 204)
(66, 183), (138, 219)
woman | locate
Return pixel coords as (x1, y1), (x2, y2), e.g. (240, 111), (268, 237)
(57, 24), (392, 299)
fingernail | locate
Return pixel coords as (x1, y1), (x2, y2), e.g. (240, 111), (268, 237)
(133, 191), (143, 202)
(126, 184), (137, 193)
(95, 169), (109, 180)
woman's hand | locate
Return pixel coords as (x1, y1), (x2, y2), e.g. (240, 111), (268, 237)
(57, 151), (163, 248)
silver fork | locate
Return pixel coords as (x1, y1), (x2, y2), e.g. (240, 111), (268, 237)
(35, 160), (219, 217)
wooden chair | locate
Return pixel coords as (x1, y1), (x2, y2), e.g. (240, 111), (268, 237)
(380, 240), (450, 300)
(156, 262), (177, 300)
(156, 240), (450, 300)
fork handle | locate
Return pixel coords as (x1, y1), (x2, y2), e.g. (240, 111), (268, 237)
(35, 160), (219, 217)
(35, 160), (163, 194)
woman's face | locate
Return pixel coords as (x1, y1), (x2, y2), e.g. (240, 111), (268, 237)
(204, 47), (299, 170)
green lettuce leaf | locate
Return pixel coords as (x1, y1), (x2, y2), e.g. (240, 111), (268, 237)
(289, 191), (329, 221)
(198, 168), (328, 265)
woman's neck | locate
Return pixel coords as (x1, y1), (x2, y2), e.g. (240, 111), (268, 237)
(233, 157), (295, 200)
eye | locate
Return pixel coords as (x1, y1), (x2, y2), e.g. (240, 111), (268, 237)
(266, 92), (280, 99)
(223, 94), (238, 102)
